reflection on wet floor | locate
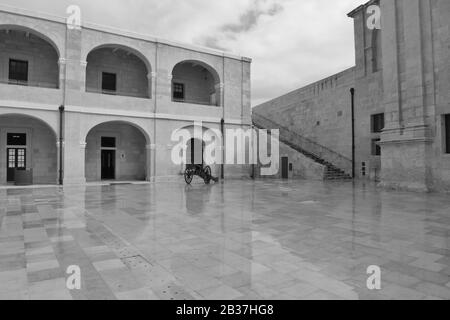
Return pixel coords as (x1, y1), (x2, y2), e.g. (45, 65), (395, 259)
(0, 180), (449, 300)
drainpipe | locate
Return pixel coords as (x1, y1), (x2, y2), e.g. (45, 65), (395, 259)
(59, 105), (65, 185)
(221, 118), (225, 180)
(221, 54), (226, 181)
(350, 88), (356, 179)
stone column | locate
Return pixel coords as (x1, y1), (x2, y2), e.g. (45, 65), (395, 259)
(147, 72), (157, 101)
(215, 83), (224, 107)
(63, 140), (87, 185)
(58, 58), (66, 90)
(80, 60), (88, 91)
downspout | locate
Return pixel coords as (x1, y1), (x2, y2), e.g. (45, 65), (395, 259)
(221, 55), (225, 180)
(59, 105), (65, 185)
(58, 27), (69, 186)
(221, 118), (225, 180)
(350, 88), (356, 179)
(153, 42), (158, 180)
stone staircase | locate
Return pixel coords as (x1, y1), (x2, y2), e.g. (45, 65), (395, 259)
(252, 113), (353, 181)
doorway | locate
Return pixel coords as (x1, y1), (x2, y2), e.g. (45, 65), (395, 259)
(281, 157), (289, 179)
(101, 149), (116, 180)
(7, 148), (26, 182)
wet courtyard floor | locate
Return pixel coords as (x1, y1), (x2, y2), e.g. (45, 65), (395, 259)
(0, 179), (449, 300)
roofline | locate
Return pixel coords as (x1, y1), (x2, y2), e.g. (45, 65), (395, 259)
(0, 4), (252, 63)
(347, 0), (378, 18)
(253, 66), (356, 109)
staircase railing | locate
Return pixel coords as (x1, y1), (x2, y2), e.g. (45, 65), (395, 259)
(252, 112), (352, 175)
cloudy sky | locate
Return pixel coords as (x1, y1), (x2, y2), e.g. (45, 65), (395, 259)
(1, 0), (363, 106)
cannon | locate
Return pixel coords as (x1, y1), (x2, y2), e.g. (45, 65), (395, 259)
(184, 164), (219, 185)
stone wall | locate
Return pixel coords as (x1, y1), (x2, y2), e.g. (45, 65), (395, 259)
(254, 138), (325, 180)
(253, 0), (385, 181)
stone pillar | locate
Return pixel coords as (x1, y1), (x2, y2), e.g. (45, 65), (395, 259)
(80, 60), (88, 91)
(147, 72), (157, 101)
(63, 137), (87, 185)
(215, 83), (224, 107)
(379, 0), (433, 192)
(58, 58), (66, 90)
(63, 27), (84, 106)
(165, 73), (173, 101)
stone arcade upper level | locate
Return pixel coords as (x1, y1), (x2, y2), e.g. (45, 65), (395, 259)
(0, 5), (252, 125)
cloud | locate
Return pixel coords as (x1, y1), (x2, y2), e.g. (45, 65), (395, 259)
(0, 0), (364, 106)
(221, 0), (284, 33)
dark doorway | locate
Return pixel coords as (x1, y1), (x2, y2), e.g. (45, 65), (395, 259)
(101, 150), (116, 180)
(102, 72), (117, 94)
(7, 148), (26, 182)
(187, 138), (204, 166)
(281, 157), (289, 179)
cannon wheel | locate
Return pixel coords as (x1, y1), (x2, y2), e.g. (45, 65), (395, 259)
(184, 170), (193, 185)
(203, 166), (212, 185)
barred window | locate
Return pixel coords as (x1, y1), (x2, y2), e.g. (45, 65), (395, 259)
(371, 113), (385, 133)
(173, 83), (185, 100)
(9, 59), (28, 83)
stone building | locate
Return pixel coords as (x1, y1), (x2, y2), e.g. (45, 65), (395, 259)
(0, 6), (252, 185)
(253, 0), (450, 192)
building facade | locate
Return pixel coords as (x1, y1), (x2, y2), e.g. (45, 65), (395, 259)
(253, 0), (450, 192)
(0, 6), (252, 185)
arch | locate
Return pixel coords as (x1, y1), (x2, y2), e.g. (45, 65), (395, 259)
(172, 59), (221, 85)
(84, 120), (151, 145)
(84, 43), (152, 74)
(85, 44), (151, 98)
(171, 60), (221, 106)
(0, 25), (61, 89)
(175, 124), (221, 175)
(0, 24), (61, 58)
(84, 121), (150, 182)
(0, 111), (58, 138)
(0, 113), (58, 185)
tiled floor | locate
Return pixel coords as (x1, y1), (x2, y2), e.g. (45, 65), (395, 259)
(0, 179), (448, 300)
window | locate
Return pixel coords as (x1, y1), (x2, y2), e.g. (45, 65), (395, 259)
(101, 137), (116, 148)
(445, 114), (450, 154)
(372, 139), (381, 156)
(7, 133), (26, 146)
(173, 83), (185, 101)
(102, 72), (117, 93)
(9, 59), (28, 83)
(371, 113), (385, 133)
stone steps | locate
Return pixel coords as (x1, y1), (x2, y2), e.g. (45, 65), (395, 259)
(253, 119), (353, 181)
